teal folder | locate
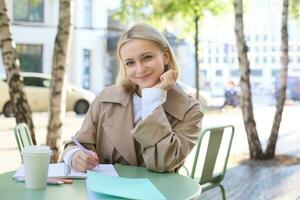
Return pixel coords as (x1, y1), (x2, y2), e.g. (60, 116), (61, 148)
(86, 170), (166, 200)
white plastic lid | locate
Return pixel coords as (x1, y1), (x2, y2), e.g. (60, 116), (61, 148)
(22, 145), (52, 155)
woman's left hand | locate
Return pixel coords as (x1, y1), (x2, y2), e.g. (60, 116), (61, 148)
(154, 70), (178, 91)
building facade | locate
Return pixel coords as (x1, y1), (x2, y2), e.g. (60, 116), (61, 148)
(197, 0), (300, 95)
(0, 0), (108, 94)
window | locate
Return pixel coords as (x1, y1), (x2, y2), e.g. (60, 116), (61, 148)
(215, 70), (223, 76)
(272, 57), (276, 63)
(271, 46), (276, 52)
(263, 57), (267, 63)
(230, 69), (240, 77)
(84, 0), (92, 28)
(255, 57), (259, 63)
(271, 69), (280, 77)
(82, 49), (91, 89)
(223, 45), (229, 54)
(23, 77), (50, 88)
(215, 57), (219, 63)
(251, 69), (262, 77)
(208, 47), (212, 53)
(263, 46), (267, 52)
(13, 0), (44, 22)
(199, 57), (204, 63)
(16, 44), (43, 72)
(245, 35), (250, 41)
(201, 70), (207, 77)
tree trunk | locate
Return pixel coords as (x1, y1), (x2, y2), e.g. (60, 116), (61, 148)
(194, 15), (200, 100)
(234, 0), (263, 159)
(0, 0), (36, 144)
(46, 0), (73, 163)
(265, 0), (289, 158)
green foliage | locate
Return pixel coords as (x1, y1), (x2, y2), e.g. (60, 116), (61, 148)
(113, 0), (230, 38)
(290, 0), (300, 20)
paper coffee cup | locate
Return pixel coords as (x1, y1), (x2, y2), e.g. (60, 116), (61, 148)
(22, 145), (52, 189)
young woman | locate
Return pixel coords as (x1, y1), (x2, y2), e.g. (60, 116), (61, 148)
(62, 23), (203, 172)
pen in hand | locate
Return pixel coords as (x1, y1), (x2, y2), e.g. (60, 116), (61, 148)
(71, 136), (99, 160)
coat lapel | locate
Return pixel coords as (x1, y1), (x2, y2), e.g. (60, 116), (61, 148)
(99, 86), (138, 165)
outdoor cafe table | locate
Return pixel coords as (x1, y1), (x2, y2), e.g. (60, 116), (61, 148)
(0, 164), (201, 200)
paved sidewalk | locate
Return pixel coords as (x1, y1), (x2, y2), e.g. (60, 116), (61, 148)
(199, 154), (300, 200)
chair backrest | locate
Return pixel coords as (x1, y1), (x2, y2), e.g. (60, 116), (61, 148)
(14, 123), (33, 154)
(190, 125), (234, 185)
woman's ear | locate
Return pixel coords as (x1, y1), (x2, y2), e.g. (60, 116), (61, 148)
(164, 64), (168, 72)
(163, 48), (171, 65)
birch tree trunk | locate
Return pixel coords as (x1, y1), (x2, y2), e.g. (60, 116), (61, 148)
(234, 0), (264, 159)
(46, 0), (73, 163)
(265, 0), (289, 158)
(0, 0), (36, 144)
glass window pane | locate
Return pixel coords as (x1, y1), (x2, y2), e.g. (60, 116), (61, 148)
(13, 0), (29, 21)
(16, 44), (43, 72)
(84, 0), (92, 27)
(251, 69), (262, 77)
(23, 77), (46, 87)
(230, 69), (240, 77)
(13, 0), (44, 22)
(83, 49), (91, 89)
(272, 69), (280, 77)
(216, 70), (223, 76)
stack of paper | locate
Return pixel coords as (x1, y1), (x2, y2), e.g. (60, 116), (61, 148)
(86, 171), (166, 200)
(14, 163), (118, 179)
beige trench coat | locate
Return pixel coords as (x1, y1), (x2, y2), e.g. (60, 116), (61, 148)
(62, 84), (203, 172)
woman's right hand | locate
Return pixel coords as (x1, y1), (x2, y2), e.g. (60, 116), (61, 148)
(71, 150), (99, 172)
(154, 70), (178, 91)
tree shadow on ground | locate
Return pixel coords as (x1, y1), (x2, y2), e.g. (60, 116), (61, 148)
(198, 154), (300, 200)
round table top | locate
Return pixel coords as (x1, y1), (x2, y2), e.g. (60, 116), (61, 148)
(0, 164), (201, 200)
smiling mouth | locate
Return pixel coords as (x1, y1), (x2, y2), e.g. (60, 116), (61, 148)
(136, 74), (152, 79)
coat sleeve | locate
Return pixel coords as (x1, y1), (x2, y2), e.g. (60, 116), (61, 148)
(131, 102), (203, 172)
(60, 98), (100, 161)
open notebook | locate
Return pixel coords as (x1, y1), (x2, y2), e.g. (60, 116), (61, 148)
(13, 163), (118, 179)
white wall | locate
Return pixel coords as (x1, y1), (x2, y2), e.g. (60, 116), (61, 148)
(0, 0), (108, 94)
(71, 0), (108, 93)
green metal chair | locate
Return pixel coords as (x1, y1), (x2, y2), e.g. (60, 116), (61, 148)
(190, 125), (234, 199)
(14, 123), (33, 157)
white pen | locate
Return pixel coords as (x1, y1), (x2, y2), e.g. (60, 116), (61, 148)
(71, 136), (93, 157)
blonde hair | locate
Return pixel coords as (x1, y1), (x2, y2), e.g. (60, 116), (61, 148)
(116, 23), (179, 93)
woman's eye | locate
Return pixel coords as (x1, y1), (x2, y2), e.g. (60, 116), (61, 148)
(125, 61), (134, 66)
(144, 55), (153, 61)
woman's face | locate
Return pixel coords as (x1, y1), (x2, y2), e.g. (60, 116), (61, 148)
(120, 39), (170, 91)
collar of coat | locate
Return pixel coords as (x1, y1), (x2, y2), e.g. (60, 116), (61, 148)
(97, 84), (196, 121)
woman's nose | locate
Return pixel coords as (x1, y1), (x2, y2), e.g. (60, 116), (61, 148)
(136, 62), (146, 72)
